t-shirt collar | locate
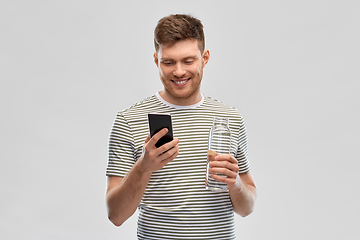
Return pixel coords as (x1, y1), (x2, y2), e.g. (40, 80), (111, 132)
(156, 92), (204, 109)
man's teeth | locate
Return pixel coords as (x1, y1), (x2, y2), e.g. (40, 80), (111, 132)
(174, 79), (188, 84)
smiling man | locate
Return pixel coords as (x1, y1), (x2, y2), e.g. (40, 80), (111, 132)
(106, 14), (257, 239)
(154, 38), (209, 106)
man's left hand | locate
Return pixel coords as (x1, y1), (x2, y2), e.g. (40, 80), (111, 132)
(208, 153), (241, 190)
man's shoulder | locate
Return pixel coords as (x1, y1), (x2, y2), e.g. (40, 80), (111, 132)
(120, 94), (160, 115)
(203, 95), (242, 116)
(113, 95), (161, 128)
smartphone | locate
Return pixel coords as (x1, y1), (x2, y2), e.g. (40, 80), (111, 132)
(148, 113), (173, 148)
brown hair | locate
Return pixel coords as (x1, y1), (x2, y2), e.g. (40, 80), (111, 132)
(154, 14), (205, 53)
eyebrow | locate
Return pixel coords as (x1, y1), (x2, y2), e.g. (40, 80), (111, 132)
(160, 55), (199, 61)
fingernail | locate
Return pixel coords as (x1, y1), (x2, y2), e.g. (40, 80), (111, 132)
(208, 150), (217, 156)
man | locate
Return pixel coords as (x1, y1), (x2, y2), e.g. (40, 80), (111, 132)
(106, 14), (256, 239)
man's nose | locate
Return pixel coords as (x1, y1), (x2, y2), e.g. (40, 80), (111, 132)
(173, 63), (186, 77)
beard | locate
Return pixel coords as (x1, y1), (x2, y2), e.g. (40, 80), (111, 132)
(160, 71), (203, 102)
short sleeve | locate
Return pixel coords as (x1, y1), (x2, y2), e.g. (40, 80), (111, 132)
(106, 112), (136, 177)
(236, 116), (251, 173)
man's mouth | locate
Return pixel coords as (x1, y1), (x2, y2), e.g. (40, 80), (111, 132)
(172, 78), (190, 86)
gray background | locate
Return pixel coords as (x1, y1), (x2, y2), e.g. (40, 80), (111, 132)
(1, 0), (359, 239)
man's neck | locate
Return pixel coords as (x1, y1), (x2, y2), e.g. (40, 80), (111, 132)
(158, 90), (203, 106)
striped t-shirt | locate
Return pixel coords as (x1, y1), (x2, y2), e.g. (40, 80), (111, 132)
(107, 93), (251, 239)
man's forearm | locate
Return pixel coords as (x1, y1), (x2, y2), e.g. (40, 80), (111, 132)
(106, 162), (152, 226)
(229, 173), (257, 217)
(106, 131), (179, 226)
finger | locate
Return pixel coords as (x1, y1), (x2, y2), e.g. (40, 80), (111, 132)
(210, 167), (238, 179)
(211, 173), (236, 185)
(157, 138), (179, 153)
(144, 133), (151, 143)
(149, 128), (169, 147)
(215, 154), (237, 162)
(207, 150), (217, 162)
(158, 144), (179, 166)
(209, 154), (236, 173)
(162, 144), (179, 161)
(208, 150), (218, 156)
(210, 160), (239, 173)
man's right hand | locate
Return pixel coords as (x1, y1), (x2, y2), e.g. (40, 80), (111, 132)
(106, 128), (179, 226)
(137, 128), (179, 174)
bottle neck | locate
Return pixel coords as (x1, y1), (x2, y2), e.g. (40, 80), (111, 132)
(213, 117), (229, 127)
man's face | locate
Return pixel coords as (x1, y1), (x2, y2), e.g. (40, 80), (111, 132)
(154, 39), (210, 105)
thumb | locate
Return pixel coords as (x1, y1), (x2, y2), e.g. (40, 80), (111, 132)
(207, 149), (218, 161)
(145, 133), (151, 143)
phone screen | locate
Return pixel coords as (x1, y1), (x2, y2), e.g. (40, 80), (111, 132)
(148, 113), (173, 148)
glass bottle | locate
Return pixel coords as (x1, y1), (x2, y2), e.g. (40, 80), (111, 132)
(206, 117), (231, 192)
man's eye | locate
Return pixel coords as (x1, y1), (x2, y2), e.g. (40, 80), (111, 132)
(184, 59), (195, 64)
(163, 62), (174, 66)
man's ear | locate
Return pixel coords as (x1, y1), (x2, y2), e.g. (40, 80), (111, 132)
(154, 52), (159, 67)
(202, 49), (210, 67)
